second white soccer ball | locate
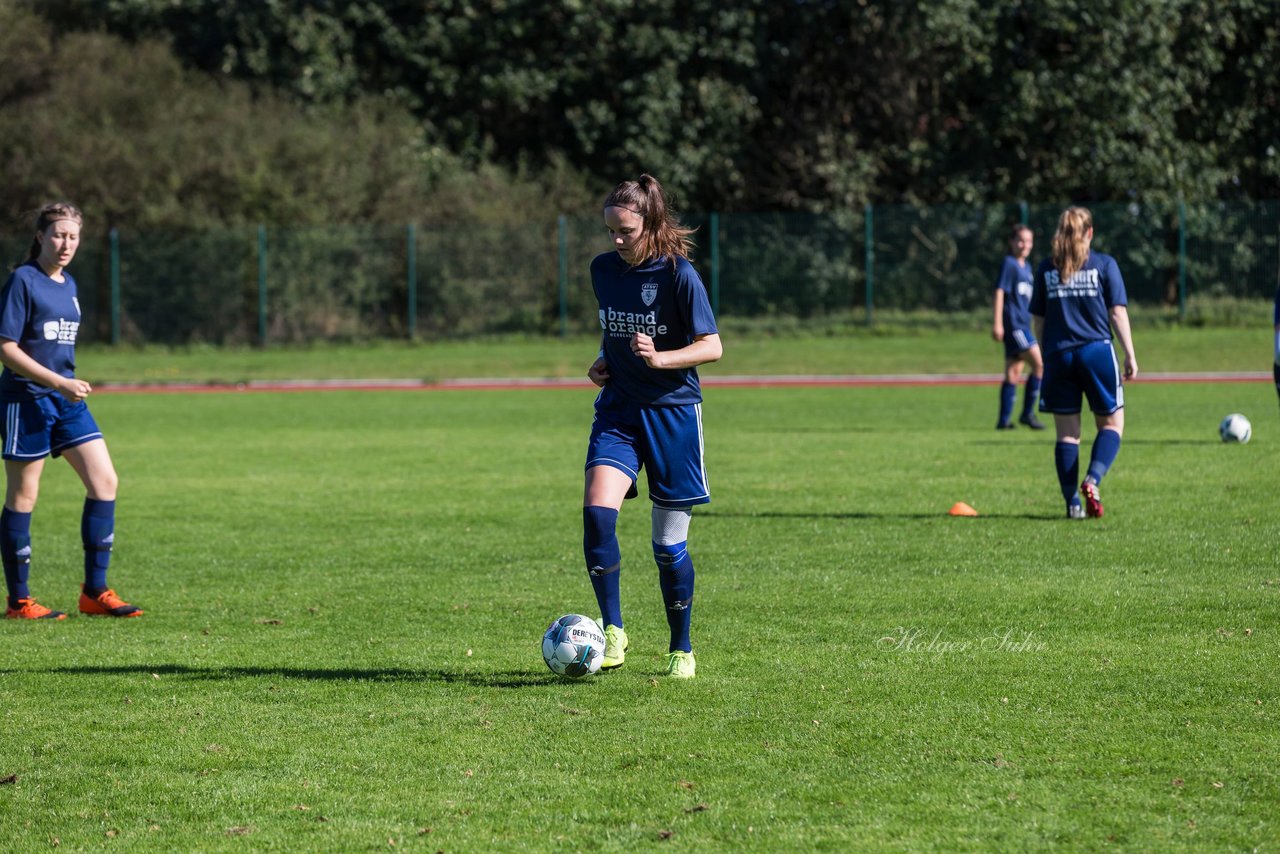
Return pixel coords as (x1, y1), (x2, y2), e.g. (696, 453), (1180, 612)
(1219, 413), (1251, 443)
(541, 614), (605, 678)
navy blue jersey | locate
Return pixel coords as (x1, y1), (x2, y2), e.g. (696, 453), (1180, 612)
(996, 255), (1034, 332)
(592, 253), (718, 406)
(1030, 251), (1127, 356)
(0, 261), (82, 400)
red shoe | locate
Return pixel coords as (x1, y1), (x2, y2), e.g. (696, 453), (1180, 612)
(1080, 479), (1104, 518)
(79, 586), (144, 618)
(5, 597), (67, 620)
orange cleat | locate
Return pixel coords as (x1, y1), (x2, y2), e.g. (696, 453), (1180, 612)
(5, 597), (67, 620)
(79, 586), (144, 618)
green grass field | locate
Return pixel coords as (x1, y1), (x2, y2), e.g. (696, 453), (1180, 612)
(2, 363), (1280, 850)
(1, 345), (1276, 850)
(76, 324), (1275, 385)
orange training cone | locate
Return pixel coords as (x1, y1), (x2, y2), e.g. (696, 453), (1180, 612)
(948, 501), (979, 517)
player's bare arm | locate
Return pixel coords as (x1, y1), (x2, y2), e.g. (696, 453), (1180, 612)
(0, 340), (91, 402)
(587, 354), (610, 387)
(992, 289), (1005, 342)
(631, 332), (722, 371)
(1109, 305), (1138, 379)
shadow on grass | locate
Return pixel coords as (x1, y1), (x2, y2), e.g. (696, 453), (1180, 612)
(972, 438), (1220, 447)
(36, 663), (578, 689)
(740, 426), (879, 434)
(701, 510), (1064, 521)
(1110, 438), (1226, 446)
(967, 439), (1051, 446)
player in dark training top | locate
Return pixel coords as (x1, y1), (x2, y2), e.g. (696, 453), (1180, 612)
(582, 174), (721, 679)
(991, 224), (1044, 430)
(1273, 285), (1279, 411)
(0, 202), (142, 619)
(1030, 206), (1138, 520)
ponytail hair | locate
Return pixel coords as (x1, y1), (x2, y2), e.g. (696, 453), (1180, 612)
(602, 174), (695, 266)
(1051, 206), (1092, 283)
(24, 201), (84, 265)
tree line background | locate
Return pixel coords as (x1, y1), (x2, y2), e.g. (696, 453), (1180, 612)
(2, 0), (1277, 235)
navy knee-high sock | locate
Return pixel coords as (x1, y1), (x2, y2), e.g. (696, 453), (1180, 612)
(1054, 442), (1080, 504)
(1022, 376), (1042, 419)
(653, 541), (694, 653)
(1, 508), (33, 608)
(583, 506), (622, 629)
(81, 498), (116, 593)
(1086, 429), (1122, 485)
(998, 382), (1017, 425)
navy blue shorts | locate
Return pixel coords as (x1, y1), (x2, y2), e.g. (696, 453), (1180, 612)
(1, 395), (103, 460)
(1003, 327), (1038, 361)
(1039, 341), (1124, 416)
(585, 387), (710, 509)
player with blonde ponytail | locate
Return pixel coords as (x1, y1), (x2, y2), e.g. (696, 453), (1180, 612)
(1030, 206), (1138, 519)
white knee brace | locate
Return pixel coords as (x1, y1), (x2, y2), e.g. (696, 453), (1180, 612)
(651, 506), (692, 546)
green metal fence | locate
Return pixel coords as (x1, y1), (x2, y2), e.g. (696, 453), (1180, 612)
(2, 201), (1276, 345)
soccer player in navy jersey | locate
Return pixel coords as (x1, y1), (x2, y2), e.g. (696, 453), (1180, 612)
(1030, 206), (1138, 519)
(0, 202), (142, 619)
(582, 174), (721, 679)
(1273, 285), (1279, 410)
(991, 224), (1045, 430)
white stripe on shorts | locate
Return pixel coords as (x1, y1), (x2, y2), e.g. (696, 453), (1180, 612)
(695, 402), (709, 495)
(4, 402), (16, 457)
(51, 431), (104, 454)
(1111, 346), (1124, 409)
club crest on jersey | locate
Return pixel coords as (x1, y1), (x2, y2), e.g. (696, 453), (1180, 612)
(641, 281), (658, 306)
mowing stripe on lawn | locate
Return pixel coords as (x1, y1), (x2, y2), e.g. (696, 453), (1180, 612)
(95, 371), (1274, 394)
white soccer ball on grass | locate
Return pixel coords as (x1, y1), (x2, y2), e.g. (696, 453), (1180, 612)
(1219, 413), (1251, 443)
(541, 614), (606, 678)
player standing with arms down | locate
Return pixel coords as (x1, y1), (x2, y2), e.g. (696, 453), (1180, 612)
(1030, 206), (1138, 519)
(582, 174), (721, 679)
(0, 202), (142, 619)
(991, 224), (1045, 430)
(1273, 284), (1279, 411)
